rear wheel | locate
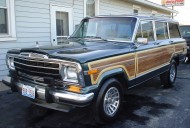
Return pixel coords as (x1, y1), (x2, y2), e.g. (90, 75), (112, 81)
(93, 78), (123, 124)
(160, 60), (177, 87)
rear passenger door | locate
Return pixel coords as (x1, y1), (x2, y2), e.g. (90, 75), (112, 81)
(154, 21), (173, 65)
(135, 20), (163, 82)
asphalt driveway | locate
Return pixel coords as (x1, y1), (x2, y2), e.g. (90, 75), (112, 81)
(0, 62), (190, 128)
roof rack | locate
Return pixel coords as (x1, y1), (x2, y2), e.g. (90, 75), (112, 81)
(125, 12), (172, 18)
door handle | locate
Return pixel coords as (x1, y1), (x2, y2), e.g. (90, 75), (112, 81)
(154, 42), (160, 45)
(169, 41), (174, 44)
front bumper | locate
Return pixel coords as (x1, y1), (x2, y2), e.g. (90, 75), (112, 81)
(2, 76), (94, 112)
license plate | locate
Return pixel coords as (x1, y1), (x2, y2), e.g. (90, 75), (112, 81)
(22, 85), (35, 99)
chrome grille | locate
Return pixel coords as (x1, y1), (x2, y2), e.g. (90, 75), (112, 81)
(14, 57), (61, 80)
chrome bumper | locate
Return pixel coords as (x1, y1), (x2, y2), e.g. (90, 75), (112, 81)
(3, 76), (94, 105)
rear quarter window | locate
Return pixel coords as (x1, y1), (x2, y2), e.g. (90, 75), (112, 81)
(169, 23), (181, 38)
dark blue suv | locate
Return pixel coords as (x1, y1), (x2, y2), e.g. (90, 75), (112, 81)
(180, 25), (190, 60)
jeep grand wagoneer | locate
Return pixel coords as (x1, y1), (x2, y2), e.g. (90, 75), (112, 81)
(3, 15), (188, 123)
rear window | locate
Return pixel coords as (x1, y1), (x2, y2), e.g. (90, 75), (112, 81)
(180, 26), (190, 37)
(169, 23), (181, 38)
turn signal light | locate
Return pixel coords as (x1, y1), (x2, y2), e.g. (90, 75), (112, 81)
(67, 85), (82, 93)
(88, 69), (98, 75)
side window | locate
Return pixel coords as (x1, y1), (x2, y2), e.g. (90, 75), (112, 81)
(169, 23), (181, 38)
(135, 21), (154, 41)
(155, 21), (169, 40)
(135, 24), (142, 40)
(73, 21), (88, 37)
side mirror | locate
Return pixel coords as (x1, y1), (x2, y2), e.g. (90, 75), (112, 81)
(137, 38), (148, 44)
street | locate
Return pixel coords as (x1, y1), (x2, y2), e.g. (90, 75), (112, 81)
(0, 62), (190, 128)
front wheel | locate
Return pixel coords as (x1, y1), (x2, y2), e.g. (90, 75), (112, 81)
(160, 60), (177, 87)
(93, 78), (123, 123)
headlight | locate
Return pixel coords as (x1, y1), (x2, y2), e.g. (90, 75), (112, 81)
(60, 66), (78, 83)
(7, 56), (15, 70)
(60, 63), (85, 87)
(65, 67), (78, 80)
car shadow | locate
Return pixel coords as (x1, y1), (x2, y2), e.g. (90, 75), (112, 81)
(26, 79), (175, 128)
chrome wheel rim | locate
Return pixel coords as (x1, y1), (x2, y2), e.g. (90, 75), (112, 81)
(103, 87), (120, 117)
(170, 64), (176, 82)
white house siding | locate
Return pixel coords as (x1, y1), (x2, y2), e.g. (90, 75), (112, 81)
(99, 0), (170, 16)
(0, 0), (51, 80)
(0, 0), (84, 80)
(99, 0), (133, 15)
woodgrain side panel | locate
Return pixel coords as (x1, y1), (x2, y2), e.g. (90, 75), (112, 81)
(161, 45), (175, 64)
(88, 43), (186, 85)
(88, 53), (136, 85)
(137, 45), (175, 76)
(175, 43), (186, 53)
(137, 48), (162, 75)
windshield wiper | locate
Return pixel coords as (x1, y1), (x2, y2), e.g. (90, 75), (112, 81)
(83, 36), (108, 41)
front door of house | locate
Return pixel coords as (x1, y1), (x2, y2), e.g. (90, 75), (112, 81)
(51, 5), (73, 45)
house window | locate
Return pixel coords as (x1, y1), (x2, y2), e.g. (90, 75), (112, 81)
(0, 0), (8, 35)
(0, 0), (16, 41)
(84, 0), (99, 17)
(133, 9), (139, 14)
(86, 0), (95, 17)
(133, 5), (141, 14)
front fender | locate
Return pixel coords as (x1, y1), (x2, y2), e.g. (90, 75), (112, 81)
(95, 68), (129, 86)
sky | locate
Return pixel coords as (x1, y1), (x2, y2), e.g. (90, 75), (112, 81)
(148, 0), (189, 25)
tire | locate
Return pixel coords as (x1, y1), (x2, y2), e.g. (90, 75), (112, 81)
(93, 78), (123, 124)
(160, 60), (177, 87)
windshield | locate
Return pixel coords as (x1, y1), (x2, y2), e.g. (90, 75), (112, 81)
(71, 17), (137, 42)
(180, 26), (190, 37)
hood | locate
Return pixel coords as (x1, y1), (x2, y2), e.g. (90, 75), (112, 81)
(18, 39), (133, 63)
